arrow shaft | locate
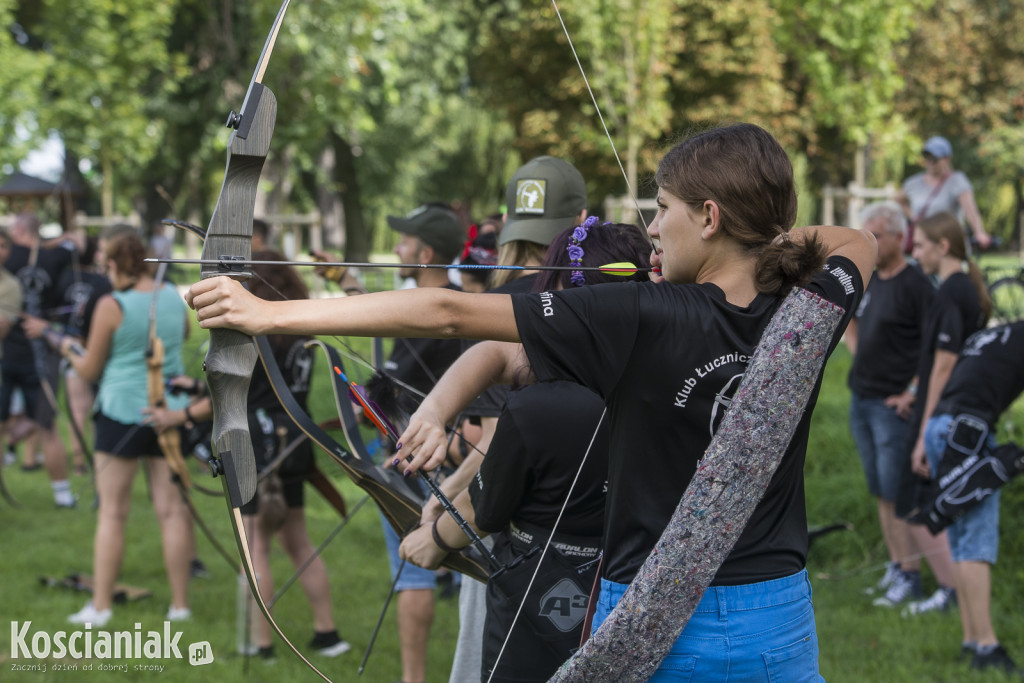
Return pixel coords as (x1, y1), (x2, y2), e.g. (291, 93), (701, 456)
(148, 258), (649, 274)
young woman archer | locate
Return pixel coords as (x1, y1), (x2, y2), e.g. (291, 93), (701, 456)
(189, 123), (876, 680)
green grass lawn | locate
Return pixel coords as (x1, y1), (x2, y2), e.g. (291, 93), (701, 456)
(1, 331), (1023, 681)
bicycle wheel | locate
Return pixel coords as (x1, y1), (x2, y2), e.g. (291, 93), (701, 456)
(988, 276), (1024, 325)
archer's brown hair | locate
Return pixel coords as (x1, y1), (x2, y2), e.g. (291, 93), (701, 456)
(656, 123), (826, 294)
(104, 233), (148, 281)
(916, 211), (992, 322)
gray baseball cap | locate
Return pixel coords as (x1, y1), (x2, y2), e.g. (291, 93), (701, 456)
(500, 156), (587, 246)
(387, 204), (465, 261)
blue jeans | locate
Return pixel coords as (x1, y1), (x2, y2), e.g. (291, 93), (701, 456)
(593, 570), (824, 682)
(849, 393), (914, 501)
(381, 514), (437, 591)
(924, 414), (1000, 564)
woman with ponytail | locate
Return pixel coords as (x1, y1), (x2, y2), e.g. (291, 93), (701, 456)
(189, 123), (877, 681)
(908, 211), (990, 482)
(894, 211), (990, 618)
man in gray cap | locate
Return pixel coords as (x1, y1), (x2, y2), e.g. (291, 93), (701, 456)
(380, 202), (466, 683)
(897, 135), (991, 252)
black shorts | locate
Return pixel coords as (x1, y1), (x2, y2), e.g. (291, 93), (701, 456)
(94, 411), (164, 458)
(239, 474), (305, 516)
(0, 357), (59, 429)
(239, 411), (312, 515)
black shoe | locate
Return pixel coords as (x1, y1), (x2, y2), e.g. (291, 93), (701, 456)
(971, 645), (1023, 674)
(257, 645), (275, 660)
(21, 462), (42, 472)
(189, 558), (211, 580)
(309, 630), (351, 657)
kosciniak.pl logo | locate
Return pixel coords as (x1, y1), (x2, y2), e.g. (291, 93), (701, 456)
(10, 621), (214, 671)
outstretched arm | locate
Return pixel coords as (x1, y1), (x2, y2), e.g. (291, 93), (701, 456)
(188, 276), (520, 342)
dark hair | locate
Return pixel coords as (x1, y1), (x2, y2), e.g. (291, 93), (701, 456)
(533, 221), (651, 292)
(916, 212), (992, 322)
(249, 250), (310, 302)
(655, 123), (825, 294)
(458, 230), (498, 290)
(104, 233), (148, 281)
(253, 218), (270, 244)
(249, 250), (311, 352)
(79, 235), (100, 267)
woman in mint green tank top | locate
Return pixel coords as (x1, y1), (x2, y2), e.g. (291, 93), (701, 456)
(60, 233), (193, 627)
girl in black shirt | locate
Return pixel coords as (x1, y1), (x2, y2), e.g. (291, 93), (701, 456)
(188, 124), (876, 681)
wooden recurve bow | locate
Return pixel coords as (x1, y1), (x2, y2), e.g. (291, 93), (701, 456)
(194, 1), (331, 679)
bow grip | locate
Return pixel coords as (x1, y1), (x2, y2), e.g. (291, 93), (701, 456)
(205, 328), (259, 507)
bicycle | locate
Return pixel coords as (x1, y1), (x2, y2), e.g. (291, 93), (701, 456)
(987, 265), (1024, 325)
(975, 237), (1024, 325)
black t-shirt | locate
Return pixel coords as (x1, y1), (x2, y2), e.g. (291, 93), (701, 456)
(912, 271), (985, 431)
(847, 264), (934, 398)
(511, 256), (863, 585)
(464, 274), (539, 418)
(57, 269), (113, 339)
(3, 244), (73, 367)
(248, 336), (314, 477)
(470, 380), (608, 537)
(383, 283), (464, 398)
(935, 321), (1024, 426)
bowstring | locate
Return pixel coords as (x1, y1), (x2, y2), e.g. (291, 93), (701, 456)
(549, 0), (647, 231)
(485, 407), (606, 683)
(486, 3), (649, 677)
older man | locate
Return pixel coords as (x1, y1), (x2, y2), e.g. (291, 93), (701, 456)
(845, 201), (935, 605)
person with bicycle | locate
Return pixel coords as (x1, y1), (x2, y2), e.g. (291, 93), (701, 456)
(897, 135), (992, 253)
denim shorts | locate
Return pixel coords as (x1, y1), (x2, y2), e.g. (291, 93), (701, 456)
(849, 393), (914, 501)
(593, 570), (823, 682)
(924, 414), (1000, 564)
(381, 514), (437, 591)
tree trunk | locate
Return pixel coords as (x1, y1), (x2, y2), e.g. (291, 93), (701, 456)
(331, 131), (370, 262)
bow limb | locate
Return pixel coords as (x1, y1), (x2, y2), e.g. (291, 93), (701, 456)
(257, 335), (490, 583)
(57, 356), (94, 473)
(0, 452), (20, 508)
(308, 339), (500, 574)
(196, 1), (328, 678)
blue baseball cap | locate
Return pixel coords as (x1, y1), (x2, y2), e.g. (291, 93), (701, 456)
(922, 136), (952, 159)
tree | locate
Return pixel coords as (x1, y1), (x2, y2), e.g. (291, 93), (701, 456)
(0, 0), (49, 172)
(29, 0), (185, 217)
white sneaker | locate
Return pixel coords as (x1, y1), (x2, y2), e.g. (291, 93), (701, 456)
(69, 602), (111, 627)
(872, 570), (923, 607)
(166, 606), (192, 621)
(864, 561), (900, 596)
(902, 586), (957, 617)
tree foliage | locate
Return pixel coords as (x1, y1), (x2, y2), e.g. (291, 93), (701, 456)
(3, 0), (1022, 246)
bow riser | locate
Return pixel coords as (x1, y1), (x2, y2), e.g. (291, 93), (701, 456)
(206, 329), (259, 507)
(201, 86), (276, 282)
